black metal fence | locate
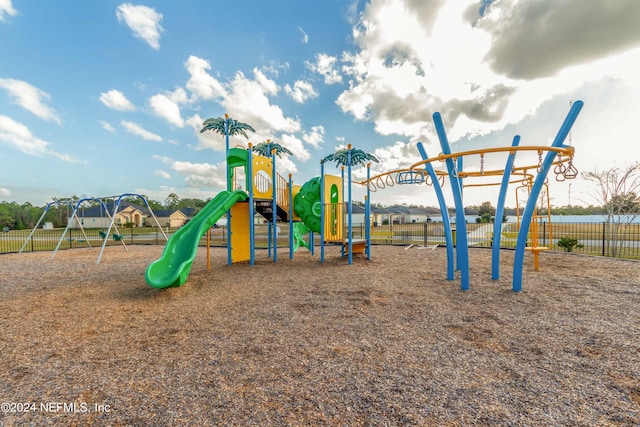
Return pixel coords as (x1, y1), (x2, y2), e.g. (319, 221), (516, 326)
(0, 227), (168, 254)
(3, 222), (640, 260)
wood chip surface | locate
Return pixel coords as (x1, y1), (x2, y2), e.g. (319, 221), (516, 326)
(0, 245), (639, 426)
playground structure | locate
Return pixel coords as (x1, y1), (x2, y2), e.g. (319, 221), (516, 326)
(19, 194), (167, 264)
(146, 101), (582, 291)
(358, 100), (584, 292)
(145, 143), (374, 288)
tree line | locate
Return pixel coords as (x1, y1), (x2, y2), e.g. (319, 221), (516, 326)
(2, 162), (639, 232)
(0, 192), (207, 230)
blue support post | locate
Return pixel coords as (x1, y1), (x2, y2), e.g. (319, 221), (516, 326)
(248, 145), (255, 265)
(272, 149), (277, 263)
(416, 142), (455, 280)
(289, 174), (294, 259)
(491, 135), (520, 280)
(225, 117), (232, 265)
(433, 113), (470, 290)
(320, 162), (325, 263)
(365, 163), (371, 260)
(347, 149), (353, 265)
(512, 100), (583, 291)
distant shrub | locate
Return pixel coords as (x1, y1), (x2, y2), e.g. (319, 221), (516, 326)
(557, 237), (583, 252)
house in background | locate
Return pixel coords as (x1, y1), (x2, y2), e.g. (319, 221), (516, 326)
(68, 201), (197, 229)
(386, 205), (433, 224)
(153, 209), (187, 229)
(370, 205), (392, 226)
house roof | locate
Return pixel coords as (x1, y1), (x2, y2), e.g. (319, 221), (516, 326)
(72, 201), (199, 219)
(370, 206), (392, 214)
(351, 204), (365, 214)
(386, 205), (411, 214)
(75, 200), (149, 217)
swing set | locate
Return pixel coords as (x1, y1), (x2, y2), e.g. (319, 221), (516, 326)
(19, 193), (167, 264)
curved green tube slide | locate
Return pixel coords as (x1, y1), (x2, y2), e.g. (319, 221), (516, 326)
(145, 190), (247, 288)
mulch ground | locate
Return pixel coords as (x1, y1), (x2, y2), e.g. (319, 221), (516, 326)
(0, 244), (639, 426)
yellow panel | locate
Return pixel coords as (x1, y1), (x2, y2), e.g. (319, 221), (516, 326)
(323, 174), (343, 203)
(230, 201), (251, 263)
(252, 155), (273, 199)
(323, 174), (344, 241)
(290, 184), (301, 221)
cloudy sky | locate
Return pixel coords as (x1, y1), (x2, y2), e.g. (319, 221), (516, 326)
(1, 0), (639, 208)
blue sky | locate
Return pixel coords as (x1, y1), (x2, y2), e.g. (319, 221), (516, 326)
(1, 0), (640, 208)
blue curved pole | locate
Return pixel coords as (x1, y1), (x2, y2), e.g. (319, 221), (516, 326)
(288, 173), (294, 259)
(492, 135), (520, 280)
(433, 112), (470, 290)
(417, 142), (455, 280)
(248, 145), (255, 265)
(224, 117), (232, 265)
(512, 100), (583, 291)
(272, 149), (277, 263)
(365, 164), (371, 260)
(347, 149), (353, 265)
(320, 161), (325, 263)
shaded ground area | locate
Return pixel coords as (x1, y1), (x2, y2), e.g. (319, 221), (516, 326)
(1, 245), (639, 426)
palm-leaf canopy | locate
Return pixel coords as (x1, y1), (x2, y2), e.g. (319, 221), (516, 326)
(200, 116), (255, 139)
(321, 146), (379, 167)
(252, 141), (292, 158)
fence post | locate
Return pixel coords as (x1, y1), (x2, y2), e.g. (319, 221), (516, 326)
(602, 222), (606, 257)
(423, 222), (428, 246)
(542, 222), (546, 247)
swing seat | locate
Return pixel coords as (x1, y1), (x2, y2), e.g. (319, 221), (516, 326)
(113, 234), (123, 241)
(99, 231), (107, 238)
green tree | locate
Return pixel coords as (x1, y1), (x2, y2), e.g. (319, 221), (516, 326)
(164, 193), (180, 209)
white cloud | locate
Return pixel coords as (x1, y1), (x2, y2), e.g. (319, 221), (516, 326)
(222, 69), (300, 134)
(149, 87), (187, 127)
(370, 140), (422, 175)
(306, 53), (343, 84)
(298, 26), (309, 44)
(0, 0), (17, 22)
(279, 134), (310, 161)
(302, 125), (325, 149)
(334, 0), (640, 151)
(184, 55), (227, 101)
(100, 89), (136, 111)
(0, 186), (10, 197)
(478, 0), (640, 80)
(171, 160), (227, 189)
(0, 115), (80, 162)
(0, 78), (61, 124)
(187, 114), (226, 152)
(154, 169), (171, 179)
(116, 3), (164, 50)
(120, 120), (162, 141)
(152, 154), (173, 164)
(98, 120), (116, 133)
(284, 80), (318, 103)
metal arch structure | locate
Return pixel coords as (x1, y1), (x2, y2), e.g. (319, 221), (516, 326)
(96, 193), (168, 264)
(355, 100), (584, 292)
(51, 197), (123, 259)
(19, 199), (86, 254)
(407, 100), (583, 291)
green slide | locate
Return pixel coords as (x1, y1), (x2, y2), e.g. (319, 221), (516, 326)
(145, 190), (247, 288)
